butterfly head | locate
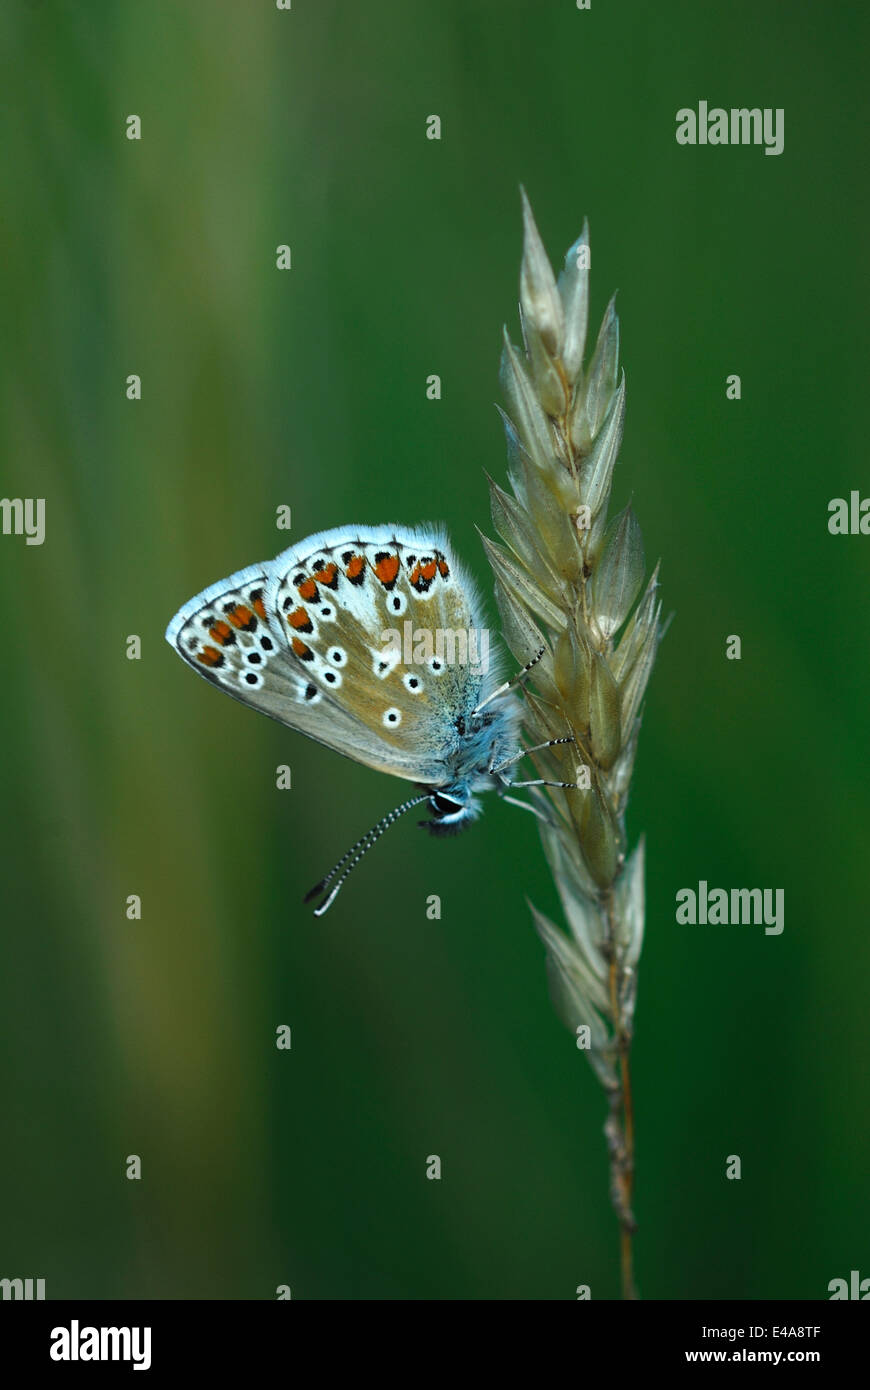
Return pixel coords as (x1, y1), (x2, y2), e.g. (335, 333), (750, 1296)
(422, 787), (480, 835)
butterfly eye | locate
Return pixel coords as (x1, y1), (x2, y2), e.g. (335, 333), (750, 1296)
(430, 791), (465, 817)
(382, 707), (402, 727)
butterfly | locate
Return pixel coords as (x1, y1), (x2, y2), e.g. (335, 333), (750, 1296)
(166, 524), (567, 913)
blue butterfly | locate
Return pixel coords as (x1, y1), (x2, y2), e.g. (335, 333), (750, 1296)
(166, 524), (564, 912)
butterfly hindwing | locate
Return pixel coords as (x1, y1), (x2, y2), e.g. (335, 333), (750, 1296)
(164, 561), (402, 774)
(167, 563), (279, 693)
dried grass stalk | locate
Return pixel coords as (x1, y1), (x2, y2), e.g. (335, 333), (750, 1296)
(485, 192), (663, 1299)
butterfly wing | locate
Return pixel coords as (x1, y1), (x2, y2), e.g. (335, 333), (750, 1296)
(265, 525), (495, 773)
(166, 526), (495, 786)
(165, 561), (392, 769)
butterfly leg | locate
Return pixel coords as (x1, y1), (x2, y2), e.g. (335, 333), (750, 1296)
(489, 735), (575, 777)
(472, 646), (546, 716)
(510, 776), (583, 790)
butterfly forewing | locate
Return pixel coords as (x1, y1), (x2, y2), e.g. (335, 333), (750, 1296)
(266, 527), (488, 773)
(164, 560), (403, 774)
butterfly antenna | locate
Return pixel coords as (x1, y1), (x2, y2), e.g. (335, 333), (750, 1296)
(305, 792), (431, 917)
(472, 646), (545, 716)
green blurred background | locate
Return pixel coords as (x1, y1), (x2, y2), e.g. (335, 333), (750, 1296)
(1, 0), (868, 1300)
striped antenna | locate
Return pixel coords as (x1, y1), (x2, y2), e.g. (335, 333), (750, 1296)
(304, 792), (431, 917)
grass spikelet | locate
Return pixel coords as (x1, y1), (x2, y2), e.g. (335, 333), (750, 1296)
(485, 190), (664, 1299)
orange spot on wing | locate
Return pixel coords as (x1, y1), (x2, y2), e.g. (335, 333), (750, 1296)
(209, 620), (233, 644)
(287, 607), (311, 630)
(312, 562), (338, 588)
(296, 578), (318, 601)
(345, 555), (365, 580)
(410, 558), (437, 588)
(252, 596), (267, 620)
(227, 604), (255, 629)
(408, 558), (439, 592)
(291, 637), (313, 660)
(375, 554), (400, 585)
(197, 646), (223, 667)
(437, 557), (450, 578)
